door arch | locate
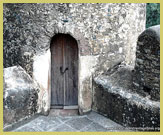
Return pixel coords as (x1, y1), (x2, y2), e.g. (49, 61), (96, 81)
(50, 34), (78, 109)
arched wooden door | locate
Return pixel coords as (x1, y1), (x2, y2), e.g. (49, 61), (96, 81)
(50, 34), (78, 109)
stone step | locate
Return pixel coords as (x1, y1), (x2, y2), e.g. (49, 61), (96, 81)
(49, 109), (79, 117)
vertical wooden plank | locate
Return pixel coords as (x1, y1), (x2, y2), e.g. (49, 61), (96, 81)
(64, 35), (78, 106)
(51, 35), (64, 106)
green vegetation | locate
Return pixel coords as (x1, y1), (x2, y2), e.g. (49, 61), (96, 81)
(146, 3), (160, 28)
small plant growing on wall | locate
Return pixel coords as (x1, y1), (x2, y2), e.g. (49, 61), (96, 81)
(146, 3), (160, 28)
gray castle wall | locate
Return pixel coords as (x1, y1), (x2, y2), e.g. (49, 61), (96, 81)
(3, 3), (146, 118)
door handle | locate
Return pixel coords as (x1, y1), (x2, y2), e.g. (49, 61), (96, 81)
(60, 67), (68, 74)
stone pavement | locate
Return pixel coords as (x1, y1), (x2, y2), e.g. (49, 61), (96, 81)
(12, 111), (131, 132)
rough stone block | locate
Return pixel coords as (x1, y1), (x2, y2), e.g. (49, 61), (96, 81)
(93, 71), (160, 131)
(3, 66), (39, 129)
(133, 25), (160, 101)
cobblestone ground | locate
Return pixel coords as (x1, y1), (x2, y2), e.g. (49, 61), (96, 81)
(12, 111), (131, 132)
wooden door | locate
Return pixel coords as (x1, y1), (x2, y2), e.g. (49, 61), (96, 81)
(50, 34), (78, 108)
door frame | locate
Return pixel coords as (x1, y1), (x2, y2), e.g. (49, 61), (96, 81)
(33, 29), (93, 115)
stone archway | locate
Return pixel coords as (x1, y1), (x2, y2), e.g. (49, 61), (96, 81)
(33, 27), (96, 115)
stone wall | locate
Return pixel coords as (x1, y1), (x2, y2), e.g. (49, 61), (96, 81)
(3, 3), (146, 114)
(92, 80), (160, 130)
(133, 25), (160, 101)
(92, 25), (160, 130)
(3, 66), (39, 129)
(92, 64), (160, 130)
